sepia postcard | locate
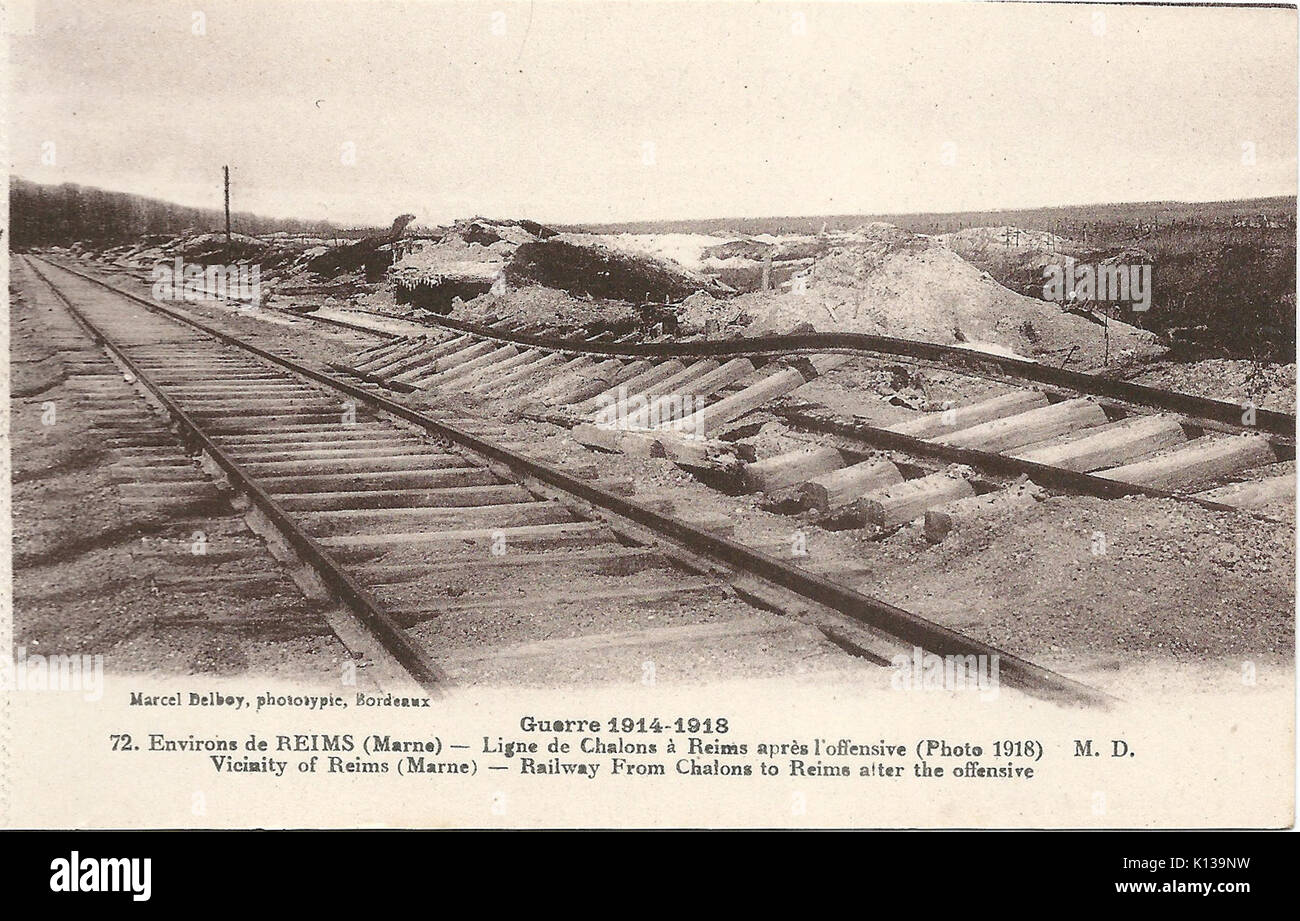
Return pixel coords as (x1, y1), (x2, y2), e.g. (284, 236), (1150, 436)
(0, 0), (1295, 847)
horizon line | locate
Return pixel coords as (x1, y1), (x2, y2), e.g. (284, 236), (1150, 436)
(11, 173), (1298, 233)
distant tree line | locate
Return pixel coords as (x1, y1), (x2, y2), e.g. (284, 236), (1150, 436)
(8, 177), (343, 248)
(565, 196), (1297, 238)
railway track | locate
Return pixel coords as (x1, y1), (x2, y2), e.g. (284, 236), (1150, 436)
(317, 304), (1294, 533)
(20, 255), (1110, 705)
(13, 267), (335, 643)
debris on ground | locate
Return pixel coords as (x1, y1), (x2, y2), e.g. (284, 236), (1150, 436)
(674, 223), (1162, 368)
(77, 215), (1287, 379)
(504, 238), (733, 303)
(1126, 359), (1297, 412)
(305, 213), (417, 279)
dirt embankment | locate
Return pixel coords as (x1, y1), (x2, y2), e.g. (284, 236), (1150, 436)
(414, 220), (1164, 372)
(678, 224), (1161, 369)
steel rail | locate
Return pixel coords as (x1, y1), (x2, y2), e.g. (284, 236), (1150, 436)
(37, 255), (1115, 707)
(25, 257), (446, 693)
(376, 310), (1296, 440)
(280, 306), (402, 337)
(288, 297), (1283, 512)
(278, 302), (1285, 513)
(778, 409), (1251, 513)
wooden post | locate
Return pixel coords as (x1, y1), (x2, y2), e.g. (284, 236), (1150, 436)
(886, 390), (1048, 439)
(799, 459), (903, 512)
(853, 472), (976, 530)
(575, 360), (682, 418)
(223, 165), (231, 247)
(619, 358), (755, 429)
(932, 398), (1108, 452)
(742, 446), (846, 493)
(1094, 435), (1276, 491)
(1012, 414), (1186, 472)
(670, 355), (851, 437)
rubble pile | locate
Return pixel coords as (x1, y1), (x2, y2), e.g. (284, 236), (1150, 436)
(676, 223), (1162, 368)
(382, 218), (548, 315)
(305, 214), (416, 279)
(65, 214), (1173, 371)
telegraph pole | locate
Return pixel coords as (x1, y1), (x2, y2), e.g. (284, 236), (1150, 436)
(223, 165), (232, 247)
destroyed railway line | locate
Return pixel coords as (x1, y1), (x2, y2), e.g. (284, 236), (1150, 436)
(96, 262), (1296, 508)
(317, 307), (1294, 535)
(26, 255), (1108, 706)
(335, 308), (1295, 437)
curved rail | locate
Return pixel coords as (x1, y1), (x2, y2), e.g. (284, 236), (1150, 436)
(392, 312), (1295, 440)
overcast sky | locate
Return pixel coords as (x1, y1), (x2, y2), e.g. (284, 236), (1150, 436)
(7, 0), (1297, 227)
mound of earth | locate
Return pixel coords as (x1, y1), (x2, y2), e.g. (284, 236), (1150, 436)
(385, 223), (732, 319)
(456, 284), (641, 333)
(392, 238), (507, 281)
(937, 226), (1094, 300)
(83, 230), (338, 290)
(504, 238), (733, 303)
(697, 226), (906, 293)
(382, 220), (526, 311)
(682, 223), (1163, 368)
(679, 290), (751, 332)
(443, 216), (558, 247)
